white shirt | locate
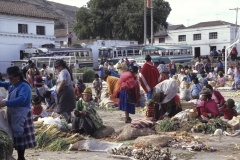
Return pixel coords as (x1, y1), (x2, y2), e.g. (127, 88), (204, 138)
(228, 68), (234, 75)
(42, 67), (53, 76)
(56, 68), (72, 90)
(74, 63), (79, 68)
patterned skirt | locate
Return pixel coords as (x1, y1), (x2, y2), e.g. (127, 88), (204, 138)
(13, 111), (36, 150)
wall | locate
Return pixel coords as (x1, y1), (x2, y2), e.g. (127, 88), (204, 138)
(153, 25), (240, 57)
(55, 32), (78, 47)
(84, 40), (138, 69)
(0, 15), (55, 73)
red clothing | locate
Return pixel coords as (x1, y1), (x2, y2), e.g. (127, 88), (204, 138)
(168, 63), (177, 72)
(139, 62), (160, 93)
(212, 90), (225, 105)
(197, 99), (219, 118)
(219, 105), (237, 120)
(146, 105), (154, 118)
(74, 87), (82, 99)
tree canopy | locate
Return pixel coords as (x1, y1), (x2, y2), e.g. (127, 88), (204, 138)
(74, 0), (171, 43)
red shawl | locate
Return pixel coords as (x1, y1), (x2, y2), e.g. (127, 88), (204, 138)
(116, 71), (140, 104)
(32, 107), (43, 115)
(139, 62), (160, 93)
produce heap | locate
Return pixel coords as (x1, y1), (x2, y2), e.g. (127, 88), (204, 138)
(35, 123), (82, 151)
(0, 130), (14, 160)
(112, 146), (172, 160)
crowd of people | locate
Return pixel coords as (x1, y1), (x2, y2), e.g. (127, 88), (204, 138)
(0, 52), (240, 159)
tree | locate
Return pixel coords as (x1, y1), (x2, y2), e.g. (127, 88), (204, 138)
(74, 0), (171, 43)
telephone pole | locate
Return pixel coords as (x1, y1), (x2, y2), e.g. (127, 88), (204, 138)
(229, 7), (239, 40)
(150, 0), (153, 46)
(144, 0), (147, 45)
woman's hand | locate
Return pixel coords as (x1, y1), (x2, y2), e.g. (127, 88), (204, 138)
(0, 101), (6, 107)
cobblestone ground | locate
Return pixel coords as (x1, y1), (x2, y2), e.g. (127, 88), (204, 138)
(12, 88), (240, 160)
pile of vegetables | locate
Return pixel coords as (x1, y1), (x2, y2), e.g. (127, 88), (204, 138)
(112, 146), (172, 160)
(156, 119), (176, 132)
(35, 124), (83, 151)
(0, 130), (14, 160)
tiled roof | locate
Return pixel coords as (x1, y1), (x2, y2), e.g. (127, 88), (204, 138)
(55, 28), (73, 38)
(186, 20), (236, 29)
(154, 24), (186, 37)
(0, 0), (57, 20)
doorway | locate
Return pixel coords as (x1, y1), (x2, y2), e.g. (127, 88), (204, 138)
(194, 47), (200, 58)
(210, 46), (216, 52)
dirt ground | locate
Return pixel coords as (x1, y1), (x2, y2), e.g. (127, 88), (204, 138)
(11, 88), (240, 160)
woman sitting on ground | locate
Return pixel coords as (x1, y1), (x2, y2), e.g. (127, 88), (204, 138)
(190, 78), (202, 99)
(217, 71), (226, 87)
(197, 88), (219, 119)
(72, 88), (105, 135)
(43, 90), (56, 112)
(220, 99), (237, 120)
(152, 79), (182, 120)
(205, 84), (225, 107)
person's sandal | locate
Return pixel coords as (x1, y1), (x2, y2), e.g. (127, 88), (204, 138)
(125, 117), (132, 123)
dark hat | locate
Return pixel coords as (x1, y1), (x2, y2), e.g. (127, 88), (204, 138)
(145, 54), (151, 61)
(129, 66), (138, 73)
(95, 74), (100, 78)
(6, 66), (22, 78)
(226, 99), (235, 108)
(55, 59), (65, 67)
(77, 79), (83, 84)
(200, 88), (212, 96)
(32, 96), (41, 105)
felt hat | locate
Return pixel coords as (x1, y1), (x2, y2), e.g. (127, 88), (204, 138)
(226, 99), (235, 108)
(6, 66), (22, 78)
(200, 88), (212, 96)
(147, 99), (155, 106)
(129, 66), (138, 73)
(145, 54), (152, 61)
(82, 88), (92, 95)
(32, 96), (41, 105)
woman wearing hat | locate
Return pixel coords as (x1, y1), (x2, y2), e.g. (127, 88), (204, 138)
(205, 84), (225, 107)
(196, 88), (219, 119)
(0, 66), (36, 160)
(55, 59), (75, 121)
(72, 88), (104, 134)
(116, 66), (140, 123)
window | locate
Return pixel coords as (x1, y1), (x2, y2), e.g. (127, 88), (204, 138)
(193, 34), (201, 40)
(36, 26), (45, 35)
(159, 38), (165, 43)
(18, 24), (28, 34)
(209, 32), (217, 39)
(178, 35), (186, 42)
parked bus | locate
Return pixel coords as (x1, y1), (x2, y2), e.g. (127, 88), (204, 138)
(98, 45), (143, 64)
(21, 47), (94, 68)
(135, 45), (193, 67)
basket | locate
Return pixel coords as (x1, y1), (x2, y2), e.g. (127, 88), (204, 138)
(184, 84), (190, 89)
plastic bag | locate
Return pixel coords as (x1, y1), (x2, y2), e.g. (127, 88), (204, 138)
(235, 102), (240, 114)
(0, 109), (12, 137)
(40, 116), (62, 128)
(173, 110), (190, 122)
(0, 87), (7, 101)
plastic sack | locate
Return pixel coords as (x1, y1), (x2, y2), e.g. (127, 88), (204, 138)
(40, 116), (62, 128)
(180, 89), (191, 101)
(173, 110), (190, 122)
(235, 102), (240, 114)
(0, 87), (7, 101)
(0, 109), (12, 137)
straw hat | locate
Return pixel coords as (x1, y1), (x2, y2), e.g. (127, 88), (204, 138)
(82, 88), (92, 95)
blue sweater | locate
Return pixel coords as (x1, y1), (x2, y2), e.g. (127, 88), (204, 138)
(0, 81), (31, 108)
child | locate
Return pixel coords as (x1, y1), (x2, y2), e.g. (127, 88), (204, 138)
(191, 78), (202, 99)
(93, 74), (102, 100)
(43, 90), (56, 112)
(217, 71), (226, 87)
(220, 99), (237, 120)
(146, 99), (155, 120)
(198, 71), (208, 88)
(31, 96), (48, 121)
(75, 79), (86, 100)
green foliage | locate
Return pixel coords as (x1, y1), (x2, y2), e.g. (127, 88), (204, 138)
(54, 20), (65, 29)
(74, 0), (171, 43)
(73, 67), (95, 82)
(156, 119), (175, 132)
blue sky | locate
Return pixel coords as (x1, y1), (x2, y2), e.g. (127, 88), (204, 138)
(48, 0), (240, 27)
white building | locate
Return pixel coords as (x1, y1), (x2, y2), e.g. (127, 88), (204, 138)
(151, 21), (240, 57)
(54, 28), (78, 47)
(0, 1), (56, 73)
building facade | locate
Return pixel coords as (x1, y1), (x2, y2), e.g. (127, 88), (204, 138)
(0, 1), (56, 73)
(151, 21), (240, 58)
(54, 28), (78, 47)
